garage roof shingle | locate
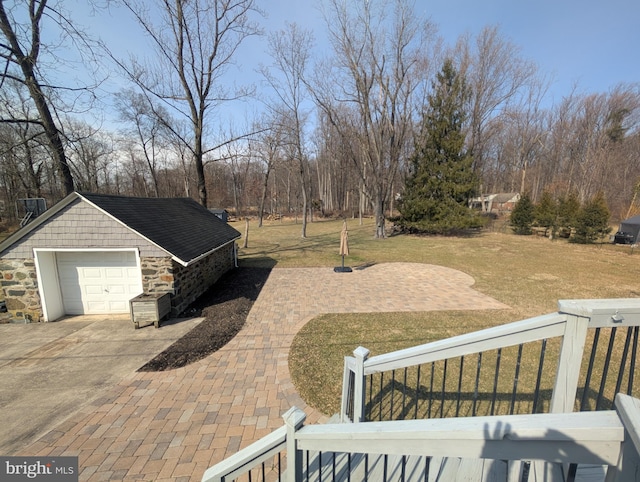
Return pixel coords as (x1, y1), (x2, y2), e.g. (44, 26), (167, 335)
(79, 193), (241, 264)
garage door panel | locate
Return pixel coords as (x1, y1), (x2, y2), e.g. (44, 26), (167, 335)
(105, 267), (125, 278)
(85, 284), (104, 295)
(107, 285), (126, 295)
(57, 251), (142, 315)
(82, 268), (102, 279)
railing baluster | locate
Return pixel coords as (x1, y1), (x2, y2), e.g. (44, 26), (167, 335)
(580, 327), (600, 411)
(391, 370), (396, 420)
(415, 364), (421, 420)
(365, 453), (369, 482)
(456, 356), (464, 417)
(332, 451), (336, 481)
(491, 348), (502, 416)
(402, 368), (408, 417)
(473, 352), (482, 416)
(261, 462), (265, 482)
(428, 363), (434, 418)
(348, 453), (351, 482)
(318, 451), (322, 481)
(278, 452), (282, 482)
(629, 326), (639, 395)
(424, 457), (430, 482)
(521, 461), (530, 481)
(596, 327), (617, 410)
(366, 373), (373, 421)
(383, 454), (388, 482)
(379, 373), (384, 421)
(532, 339), (547, 414)
(401, 455), (406, 482)
(306, 450), (310, 482)
(440, 359), (448, 418)
(510, 344), (523, 415)
(615, 327), (633, 397)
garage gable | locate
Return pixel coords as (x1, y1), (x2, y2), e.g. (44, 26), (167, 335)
(0, 198), (168, 259)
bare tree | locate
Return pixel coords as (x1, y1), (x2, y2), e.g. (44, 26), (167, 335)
(65, 120), (115, 193)
(311, 0), (434, 238)
(115, 90), (177, 197)
(252, 118), (285, 227)
(261, 23), (314, 237)
(0, 1), (102, 196)
(116, 0), (262, 207)
(456, 26), (538, 188)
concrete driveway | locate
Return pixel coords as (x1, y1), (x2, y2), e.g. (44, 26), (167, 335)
(0, 314), (202, 454)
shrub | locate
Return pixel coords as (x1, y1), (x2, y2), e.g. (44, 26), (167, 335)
(510, 193), (535, 235)
(572, 192), (612, 244)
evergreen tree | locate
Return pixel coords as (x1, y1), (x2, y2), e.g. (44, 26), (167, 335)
(572, 192), (612, 244)
(510, 193), (535, 235)
(557, 191), (581, 237)
(534, 191), (557, 236)
(398, 58), (481, 234)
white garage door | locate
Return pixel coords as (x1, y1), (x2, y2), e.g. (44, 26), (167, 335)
(56, 251), (143, 315)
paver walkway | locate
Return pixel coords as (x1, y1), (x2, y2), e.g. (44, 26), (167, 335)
(21, 263), (508, 481)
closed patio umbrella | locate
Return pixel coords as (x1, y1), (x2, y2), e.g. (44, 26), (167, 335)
(335, 220), (352, 272)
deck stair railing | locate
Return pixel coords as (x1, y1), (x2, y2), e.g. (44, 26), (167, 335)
(341, 299), (640, 423)
(202, 394), (640, 481)
(201, 299), (640, 481)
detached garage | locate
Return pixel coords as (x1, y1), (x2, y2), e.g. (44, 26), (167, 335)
(0, 192), (241, 322)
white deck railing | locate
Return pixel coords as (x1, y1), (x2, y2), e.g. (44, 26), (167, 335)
(342, 299), (640, 422)
(202, 299), (640, 482)
(202, 394), (640, 481)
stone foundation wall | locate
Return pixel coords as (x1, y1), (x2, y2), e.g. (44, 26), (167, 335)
(141, 243), (235, 316)
(140, 257), (175, 297)
(0, 259), (42, 322)
(172, 244), (235, 315)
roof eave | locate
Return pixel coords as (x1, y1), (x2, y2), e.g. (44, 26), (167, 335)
(179, 235), (241, 267)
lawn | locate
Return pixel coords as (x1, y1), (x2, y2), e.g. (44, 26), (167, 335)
(236, 216), (640, 415)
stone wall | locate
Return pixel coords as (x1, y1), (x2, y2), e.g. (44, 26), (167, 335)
(0, 258), (42, 322)
(140, 243), (235, 316)
(173, 243), (236, 315)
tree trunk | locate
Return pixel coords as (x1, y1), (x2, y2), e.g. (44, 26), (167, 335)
(258, 163), (272, 228)
(373, 193), (386, 239)
(300, 160), (308, 238)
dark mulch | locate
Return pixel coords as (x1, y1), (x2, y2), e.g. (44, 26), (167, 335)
(138, 267), (272, 372)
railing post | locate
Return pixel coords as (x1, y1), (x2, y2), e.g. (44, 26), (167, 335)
(340, 356), (354, 423)
(353, 346), (370, 423)
(550, 313), (589, 413)
(283, 406), (306, 482)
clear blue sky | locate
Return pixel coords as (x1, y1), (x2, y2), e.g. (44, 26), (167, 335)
(423, 0), (639, 103)
(77, 0), (639, 124)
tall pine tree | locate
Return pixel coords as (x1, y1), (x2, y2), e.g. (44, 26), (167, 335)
(399, 59), (481, 234)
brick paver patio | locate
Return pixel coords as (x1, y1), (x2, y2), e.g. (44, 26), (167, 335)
(21, 263), (508, 481)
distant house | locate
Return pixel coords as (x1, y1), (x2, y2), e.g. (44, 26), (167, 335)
(209, 208), (229, 223)
(0, 193), (241, 322)
(470, 193), (520, 215)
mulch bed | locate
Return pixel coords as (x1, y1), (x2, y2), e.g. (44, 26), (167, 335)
(138, 267), (271, 371)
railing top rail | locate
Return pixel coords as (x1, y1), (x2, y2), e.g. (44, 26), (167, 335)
(295, 410), (624, 465)
(559, 298), (640, 327)
(364, 312), (567, 374)
(201, 425), (287, 482)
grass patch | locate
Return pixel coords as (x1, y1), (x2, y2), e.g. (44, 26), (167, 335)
(238, 217), (640, 416)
